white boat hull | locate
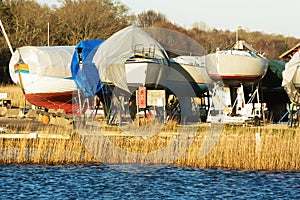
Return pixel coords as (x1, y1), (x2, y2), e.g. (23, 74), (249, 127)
(180, 63), (214, 86)
(15, 72), (77, 94)
(125, 62), (167, 89)
(163, 56), (214, 97)
(281, 50), (300, 105)
(13, 71), (77, 114)
(205, 52), (268, 86)
(164, 62), (213, 97)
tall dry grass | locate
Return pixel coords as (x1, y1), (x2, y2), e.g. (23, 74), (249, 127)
(81, 125), (300, 170)
(0, 85), (299, 170)
(2, 124), (299, 170)
(0, 84), (30, 107)
(179, 126), (300, 170)
(0, 135), (96, 164)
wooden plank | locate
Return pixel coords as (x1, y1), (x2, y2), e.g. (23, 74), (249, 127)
(0, 133), (70, 139)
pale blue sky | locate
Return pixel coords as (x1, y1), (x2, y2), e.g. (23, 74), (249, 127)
(36, 0), (300, 38)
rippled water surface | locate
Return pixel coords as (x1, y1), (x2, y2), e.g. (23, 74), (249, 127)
(0, 163), (299, 199)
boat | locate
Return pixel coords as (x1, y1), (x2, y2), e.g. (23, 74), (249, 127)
(281, 43), (300, 104)
(9, 46), (77, 114)
(92, 25), (170, 93)
(169, 56), (214, 95)
(205, 40), (268, 87)
(143, 27), (213, 96)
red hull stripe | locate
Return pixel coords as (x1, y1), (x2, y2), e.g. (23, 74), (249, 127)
(25, 91), (77, 114)
(210, 75), (262, 80)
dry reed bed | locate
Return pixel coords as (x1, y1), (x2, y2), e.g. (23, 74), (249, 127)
(180, 126), (300, 170)
(0, 136), (96, 164)
(1, 124), (299, 170)
(0, 85), (299, 169)
(0, 84), (30, 107)
(0, 121), (97, 164)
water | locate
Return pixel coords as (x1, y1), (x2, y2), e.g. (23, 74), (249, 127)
(0, 163), (299, 200)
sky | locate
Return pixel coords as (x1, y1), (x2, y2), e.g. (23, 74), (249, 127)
(36, 0), (300, 39)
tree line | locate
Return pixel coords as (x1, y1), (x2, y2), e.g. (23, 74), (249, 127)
(0, 0), (299, 83)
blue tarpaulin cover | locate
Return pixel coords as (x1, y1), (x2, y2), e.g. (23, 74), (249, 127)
(71, 39), (105, 97)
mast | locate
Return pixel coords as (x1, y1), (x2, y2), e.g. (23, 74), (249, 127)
(235, 25), (243, 46)
(47, 22), (50, 46)
(0, 20), (13, 55)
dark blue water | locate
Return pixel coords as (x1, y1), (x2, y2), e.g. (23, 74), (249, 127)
(0, 163), (299, 200)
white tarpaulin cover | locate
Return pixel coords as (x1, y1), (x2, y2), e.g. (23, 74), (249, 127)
(9, 46), (75, 83)
(92, 25), (169, 92)
(282, 50), (300, 104)
(171, 56), (205, 67)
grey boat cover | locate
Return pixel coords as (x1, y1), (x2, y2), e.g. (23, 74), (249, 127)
(282, 49), (300, 104)
(92, 25), (169, 92)
(143, 27), (207, 56)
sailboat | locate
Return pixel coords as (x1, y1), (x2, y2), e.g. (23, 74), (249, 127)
(170, 55), (214, 94)
(205, 40), (268, 87)
(1, 17), (78, 115)
(92, 25), (170, 93)
(9, 46), (77, 114)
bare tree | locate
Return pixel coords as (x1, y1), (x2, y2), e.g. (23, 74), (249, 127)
(137, 10), (167, 27)
(52, 0), (130, 45)
(192, 21), (210, 32)
(2, 0), (53, 47)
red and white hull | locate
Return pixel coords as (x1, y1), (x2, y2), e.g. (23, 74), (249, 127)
(16, 72), (77, 114)
(9, 46), (77, 114)
(205, 51), (268, 87)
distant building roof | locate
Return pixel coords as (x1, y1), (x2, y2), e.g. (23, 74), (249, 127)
(279, 43), (300, 59)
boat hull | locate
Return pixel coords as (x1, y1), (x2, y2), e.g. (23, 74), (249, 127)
(164, 62), (213, 97)
(25, 91), (76, 114)
(125, 62), (167, 90)
(13, 71), (77, 114)
(205, 52), (268, 87)
(282, 62), (300, 105)
(179, 63), (214, 87)
(14, 71), (77, 94)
